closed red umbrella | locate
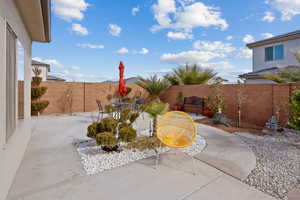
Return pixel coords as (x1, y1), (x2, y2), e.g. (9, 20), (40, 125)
(118, 61), (127, 97)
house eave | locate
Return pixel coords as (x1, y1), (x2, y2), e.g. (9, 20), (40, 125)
(14, 0), (51, 42)
(247, 30), (300, 49)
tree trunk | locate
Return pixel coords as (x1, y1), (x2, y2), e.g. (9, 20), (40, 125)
(152, 117), (157, 137)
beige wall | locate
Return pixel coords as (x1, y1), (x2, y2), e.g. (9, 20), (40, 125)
(0, 1), (32, 200)
(19, 82), (148, 116)
(161, 83), (300, 127)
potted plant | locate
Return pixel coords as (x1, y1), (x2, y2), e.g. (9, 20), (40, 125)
(203, 107), (214, 118)
(174, 92), (184, 111)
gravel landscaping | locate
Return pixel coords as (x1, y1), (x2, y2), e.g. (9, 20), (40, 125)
(238, 131), (300, 200)
(75, 135), (206, 175)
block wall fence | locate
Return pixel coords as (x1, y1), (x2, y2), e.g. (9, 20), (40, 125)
(18, 81), (300, 126)
(161, 83), (300, 126)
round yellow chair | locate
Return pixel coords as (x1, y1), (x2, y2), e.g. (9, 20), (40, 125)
(155, 111), (197, 174)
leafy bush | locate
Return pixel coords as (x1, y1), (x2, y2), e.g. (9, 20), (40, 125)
(97, 117), (118, 133)
(31, 77), (42, 87)
(31, 100), (49, 114)
(96, 132), (117, 147)
(87, 123), (98, 138)
(31, 87), (47, 100)
(127, 136), (163, 152)
(129, 113), (139, 124)
(288, 90), (300, 130)
(119, 126), (137, 142)
(104, 104), (113, 114)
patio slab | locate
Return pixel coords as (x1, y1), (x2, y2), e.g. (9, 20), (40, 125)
(6, 113), (272, 200)
(194, 124), (256, 180)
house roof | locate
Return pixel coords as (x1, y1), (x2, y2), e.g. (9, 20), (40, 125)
(239, 66), (300, 79)
(32, 59), (50, 72)
(247, 30), (300, 49)
(47, 75), (66, 82)
(14, 0), (51, 42)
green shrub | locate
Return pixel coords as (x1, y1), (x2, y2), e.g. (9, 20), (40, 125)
(120, 109), (131, 122)
(119, 126), (137, 142)
(31, 100), (49, 114)
(127, 136), (163, 152)
(104, 104), (113, 114)
(288, 90), (300, 130)
(31, 77), (42, 87)
(96, 132), (117, 147)
(31, 87), (48, 100)
(97, 117), (118, 133)
(129, 113), (139, 124)
(87, 123), (98, 138)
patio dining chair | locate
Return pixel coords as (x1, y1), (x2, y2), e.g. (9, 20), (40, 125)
(96, 100), (104, 122)
(155, 111), (197, 175)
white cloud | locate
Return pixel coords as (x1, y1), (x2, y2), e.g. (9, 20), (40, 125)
(151, 0), (228, 32)
(53, 0), (89, 21)
(226, 36), (233, 41)
(132, 6), (140, 16)
(237, 47), (252, 59)
(116, 47), (129, 54)
(71, 23), (88, 36)
(266, 0), (300, 21)
(161, 50), (225, 65)
(109, 24), (122, 36)
(33, 57), (63, 68)
(261, 33), (274, 39)
(77, 43), (104, 49)
(70, 66), (80, 70)
(262, 11), (275, 22)
(199, 61), (234, 69)
(134, 48), (150, 55)
(193, 40), (236, 53)
(243, 34), (255, 43)
(167, 31), (193, 40)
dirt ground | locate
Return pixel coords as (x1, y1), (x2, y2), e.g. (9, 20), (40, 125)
(195, 118), (265, 136)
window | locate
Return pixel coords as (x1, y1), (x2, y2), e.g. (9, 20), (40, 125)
(6, 24), (17, 141)
(275, 44), (284, 60)
(17, 40), (25, 120)
(265, 46), (273, 61)
(265, 44), (284, 61)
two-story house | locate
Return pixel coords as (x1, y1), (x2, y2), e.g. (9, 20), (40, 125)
(32, 59), (66, 82)
(239, 30), (300, 84)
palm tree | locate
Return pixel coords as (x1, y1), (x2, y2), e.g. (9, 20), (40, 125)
(144, 100), (169, 137)
(164, 64), (217, 85)
(264, 51), (300, 83)
(137, 75), (170, 100)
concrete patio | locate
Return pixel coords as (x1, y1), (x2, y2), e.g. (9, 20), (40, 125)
(6, 113), (275, 200)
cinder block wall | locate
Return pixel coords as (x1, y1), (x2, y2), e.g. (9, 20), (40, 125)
(19, 81), (300, 126)
(161, 83), (300, 126)
(37, 82), (147, 115)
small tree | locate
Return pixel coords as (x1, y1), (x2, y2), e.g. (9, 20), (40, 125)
(208, 83), (224, 114)
(288, 90), (300, 131)
(31, 66), (49, 115)
(237, 84), (247, 127)
(145, 100), (169, 137)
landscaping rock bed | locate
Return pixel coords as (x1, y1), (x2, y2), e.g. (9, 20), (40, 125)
(75, 135), (206, 175)
(238, 132), (300, 200)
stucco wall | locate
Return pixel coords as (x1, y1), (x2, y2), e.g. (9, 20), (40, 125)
(161, 83), (300, 126)
(253, 38), (300, 71)
(20, 82), (148, 116)
(0, 1), (32, 200)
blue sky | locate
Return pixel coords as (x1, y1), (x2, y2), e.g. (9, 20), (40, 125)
(32, 0), (300, 82)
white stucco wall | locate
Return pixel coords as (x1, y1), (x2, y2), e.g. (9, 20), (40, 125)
(252, 38), (300, 71)
(0, 1), (32, 200)
(31, 65), (48, 81)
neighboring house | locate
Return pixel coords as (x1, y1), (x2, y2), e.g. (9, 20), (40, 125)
(0, 1), (51, 200)
(32, 59), (66, 82)
(240, 30), (300, 84)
